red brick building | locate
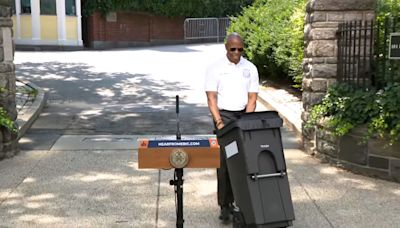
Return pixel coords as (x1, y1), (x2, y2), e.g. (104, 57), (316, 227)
(84, 12), (185, 49)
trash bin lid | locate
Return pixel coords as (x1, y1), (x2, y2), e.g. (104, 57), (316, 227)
(217, 111), (283, 138)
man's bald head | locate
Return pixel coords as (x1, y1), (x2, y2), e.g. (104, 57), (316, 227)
(225, 33), (244, 64)
(225, 33), (243, 45)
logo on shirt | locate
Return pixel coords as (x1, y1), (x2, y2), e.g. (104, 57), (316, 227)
(243, 69), (251, 78)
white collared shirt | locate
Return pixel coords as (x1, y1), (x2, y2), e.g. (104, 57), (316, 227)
(205, 56), (259, 111)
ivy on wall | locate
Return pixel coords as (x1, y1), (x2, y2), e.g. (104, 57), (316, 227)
(82, 0), (253, 17)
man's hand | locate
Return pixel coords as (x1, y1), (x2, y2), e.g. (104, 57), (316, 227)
(216, 120), (224, 129)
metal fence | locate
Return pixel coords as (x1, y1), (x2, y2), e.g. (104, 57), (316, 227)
(184, 18), (230, 42)
(337, 17), (400, 89)
(337, 20), (375, 88)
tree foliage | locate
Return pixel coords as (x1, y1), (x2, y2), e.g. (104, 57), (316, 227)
(228, 0), (306, 87)
(83, 0), (253, 17)
(377, 0), (400, 17)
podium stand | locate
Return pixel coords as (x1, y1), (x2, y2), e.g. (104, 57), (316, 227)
(138, 136), (220, 228)
(137, 96), (220, 228)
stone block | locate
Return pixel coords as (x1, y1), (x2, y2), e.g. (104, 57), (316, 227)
(316, 138), (337, 157)
(325, 57), (338, 64)
(311, 79), (328, 92)
(307, 57), (325, 64)
(368, 139), (400, 159)
(302, 91), (325, 106)
(310, 0), (376, 11)
(301, 111), (309, 122)
(337, 160), (390, 181)
(316, 127), (337, 144)
(303, 71), (311, 80)
(364, 11), (375, 21)
(312, 22), (340, 29)
(0, 1), (11, 6)
(303, 61), (311, 73)
(0, 62), (12, 73)
(302, 122), (315, 140)
(302, 78), (328, 92)
(0, 18), (12, 27)
(307, 40), (336, 57)
(3, 141), (19, 158)
(311, 64), (337, 78)
(368, 156), (389, 169)
(344, 12), (364, 21)
(305, 13), (311, 24)
(338, 134), (367, 165)
(390, 159), (400, 182)
(327, 12), (344, 22)
(303, 139), (316, 155)
(310, 12), (326, 22)
(0, 6), (10, 18)
(310, 28), (337, 40)
(304, 24), (312, 38)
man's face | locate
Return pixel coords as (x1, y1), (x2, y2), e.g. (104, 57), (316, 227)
(225, 38), (244, 64)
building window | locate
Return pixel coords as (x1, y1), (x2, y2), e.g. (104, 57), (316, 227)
(40, 0), (56, 15)
(66, 0), (76, 16)
(21, 0), (31, 14)
(11, 0), (16, 14)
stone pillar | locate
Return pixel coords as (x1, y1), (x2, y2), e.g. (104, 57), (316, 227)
(0, 1), (18, 159)
(302, 0), (376, 154)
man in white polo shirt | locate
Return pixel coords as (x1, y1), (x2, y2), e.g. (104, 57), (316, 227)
(205, 33), (259, 223)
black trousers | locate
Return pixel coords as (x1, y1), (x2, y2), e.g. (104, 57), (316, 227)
(215, 109), (245, 207)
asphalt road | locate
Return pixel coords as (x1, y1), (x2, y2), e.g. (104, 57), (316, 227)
(15, 44), (226, 150)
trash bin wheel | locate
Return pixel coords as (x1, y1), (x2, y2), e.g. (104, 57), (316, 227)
(232, 208), (245, 228)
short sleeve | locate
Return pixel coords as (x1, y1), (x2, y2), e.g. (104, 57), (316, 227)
(248, 64), (259, 93)
(204, 65), (218, 92)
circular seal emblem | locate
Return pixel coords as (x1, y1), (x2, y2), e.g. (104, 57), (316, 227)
(169, 149), (189, 168)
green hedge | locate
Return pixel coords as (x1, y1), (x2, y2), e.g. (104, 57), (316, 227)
(83, 0), (253, 17)
(228, 0), (306, 87)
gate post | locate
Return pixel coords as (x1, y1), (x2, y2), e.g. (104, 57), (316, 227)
(0, 2), (19, 159)
(302, 0), (376, 154)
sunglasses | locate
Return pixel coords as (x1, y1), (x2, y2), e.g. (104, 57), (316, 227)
(229, 47), (244, 52)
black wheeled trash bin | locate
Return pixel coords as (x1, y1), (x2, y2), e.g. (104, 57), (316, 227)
(217, 111), (295, 228)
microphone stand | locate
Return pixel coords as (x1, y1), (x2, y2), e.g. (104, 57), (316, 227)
(169, 95), (184, 228)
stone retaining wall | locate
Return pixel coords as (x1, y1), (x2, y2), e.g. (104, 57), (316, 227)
(316, 126), (400, 182)
(0, 2), (18, 159)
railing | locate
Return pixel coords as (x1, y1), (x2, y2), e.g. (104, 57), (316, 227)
(184, 18), (230, 42)
(337, 17), (400, 89)
(337, 20), (375, 89)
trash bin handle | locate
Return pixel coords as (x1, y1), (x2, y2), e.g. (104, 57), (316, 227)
(250, 171), (286, 180)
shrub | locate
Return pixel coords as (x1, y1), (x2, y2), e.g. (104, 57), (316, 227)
(228, 0), (306, 87)
(306, 83), (400, 145)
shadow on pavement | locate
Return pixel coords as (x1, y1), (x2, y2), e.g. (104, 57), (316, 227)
(15, 61), (214, 150)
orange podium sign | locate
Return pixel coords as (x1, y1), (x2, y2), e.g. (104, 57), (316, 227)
(138, 136), (220, 169)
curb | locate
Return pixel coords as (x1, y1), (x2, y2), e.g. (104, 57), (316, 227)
(257, 85), (303, 140)
(16, 79), (47, 140)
